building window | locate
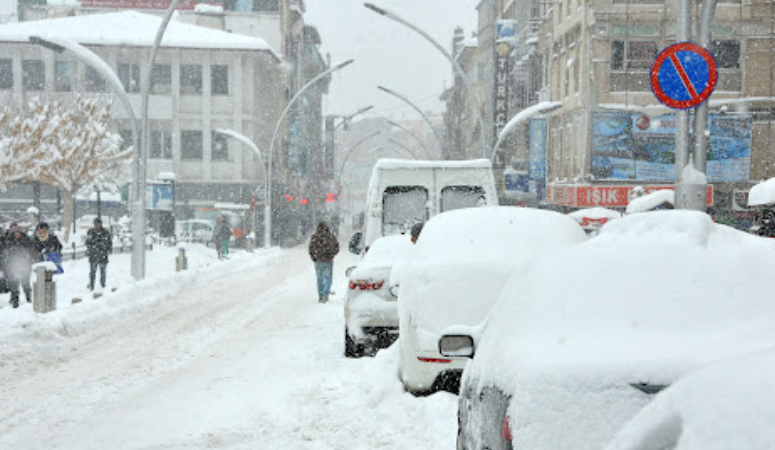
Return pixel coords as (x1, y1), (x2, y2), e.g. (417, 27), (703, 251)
(180, 64), (202, 95)
(211, 65), (229, 95)
(118, 63), (140, 93)
(0, 59), (12, 90)
(54, 61), (73, 92)
(181, 130), (203, 160)
(611, 40), (658, 71)
(22, 60), (44, 91)
(85, 66), (107, 92)
(710, 40), (740, 69)
(151, 64), (171, 95)
(254, 0), (279, 11)
(151, 129), (172, 159)
(211, 131), (229, 161)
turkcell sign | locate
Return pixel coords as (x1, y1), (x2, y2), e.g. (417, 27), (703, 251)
(492, 20), (516, 170)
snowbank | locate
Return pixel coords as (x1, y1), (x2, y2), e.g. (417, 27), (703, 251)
(748, 177), (775, 206)
(626, 189), (674, 213)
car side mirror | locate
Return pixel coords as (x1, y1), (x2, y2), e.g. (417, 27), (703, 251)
(389, 283), (399, 298)
(349, 232), (363, 255)
(439, 334), (475, 358)
(345, 266), (356, 277)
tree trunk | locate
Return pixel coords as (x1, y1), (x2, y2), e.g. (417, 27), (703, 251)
(61, 190), (75, 244)
(33, 181), (41, 222)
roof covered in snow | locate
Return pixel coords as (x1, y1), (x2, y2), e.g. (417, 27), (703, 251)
(373, 158), (492, 170)
(0, 11), (279, 56)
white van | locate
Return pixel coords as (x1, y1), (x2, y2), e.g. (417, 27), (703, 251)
(349, 158), (498, 254)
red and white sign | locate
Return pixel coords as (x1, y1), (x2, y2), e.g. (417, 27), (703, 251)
(79, 0), (221, 10)
(547, 185), (714, 208)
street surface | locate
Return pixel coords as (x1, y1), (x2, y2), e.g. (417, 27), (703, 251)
(0, 246), (456, 450)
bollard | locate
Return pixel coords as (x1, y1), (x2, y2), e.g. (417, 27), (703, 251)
(176, 247), (188, 272)
(246, 237), (255, 253)
(33, 265), (57, 313)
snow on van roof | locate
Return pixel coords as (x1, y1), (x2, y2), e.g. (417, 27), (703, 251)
(372, 158), (492, 170)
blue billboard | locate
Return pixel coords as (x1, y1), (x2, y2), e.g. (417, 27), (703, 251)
(591, 112), (752, 182)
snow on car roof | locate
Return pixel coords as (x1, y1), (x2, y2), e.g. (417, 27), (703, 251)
(372, 158), (492, 170)
(567, 207), (623, 222)
(748, 177), (775, 206)
(397, 207), (587, 334)
(625, 189), (674, 213)
(351, 234), (416, 280)
(606, 349), (775, 450)
(473, 210), (775, 382)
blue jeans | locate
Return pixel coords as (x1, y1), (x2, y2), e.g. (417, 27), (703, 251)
(314, 261), (333, 300)
(89, 263), (108, 288)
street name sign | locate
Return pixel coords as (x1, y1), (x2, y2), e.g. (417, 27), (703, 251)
(650, 42), (718, 110)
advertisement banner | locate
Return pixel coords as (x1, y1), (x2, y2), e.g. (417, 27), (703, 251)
(492, 20), (517, 169)
(546, 184), (713, 208)
(529, 118), (547, 180)
(591, 112), (752, 182)
(147, 183), (174, 212)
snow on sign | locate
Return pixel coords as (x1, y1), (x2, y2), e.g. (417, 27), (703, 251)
(650, 42), (718, 110)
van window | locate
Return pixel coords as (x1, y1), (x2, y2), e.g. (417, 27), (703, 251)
(441, 186), (487, 212)
(383, 186), (428, 236)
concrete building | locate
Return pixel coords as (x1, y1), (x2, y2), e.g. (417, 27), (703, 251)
(0, 11), (284, 235)
(465, 0), (775, 223)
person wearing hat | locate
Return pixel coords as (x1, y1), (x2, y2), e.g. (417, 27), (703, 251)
(4, 223), (36, 308)
(34, 222), (64, 274)
(213, 215), (232, 260)
(85, 217), (112, 291)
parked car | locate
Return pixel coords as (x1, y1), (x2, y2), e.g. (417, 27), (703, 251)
(348, 158), (498, 255)
(441, 210), (775, 450)
(176, 219), (215, 245)
(605, 349), (775, 450)
(344, 234), (416, 358)
(393, 206), (587, 395)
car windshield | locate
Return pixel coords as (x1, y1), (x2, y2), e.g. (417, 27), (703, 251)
(382, 186), (427, 236)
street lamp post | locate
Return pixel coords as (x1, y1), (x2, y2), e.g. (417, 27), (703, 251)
(333, 105), (374, 131)
(387, 138), (419, 159)
(215, 129), (268, 248)
(364, 2), (487, 158)
(265, 59), (355, 248)
(335, 131), (382, 187)
(387, 119), (433, 159)
(490, 102), (563, 161)
(377, 85), (445, 152)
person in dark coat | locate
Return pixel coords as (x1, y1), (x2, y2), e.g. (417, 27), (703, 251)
(85, 217), (112, 291)
(4, 224), (37, 307)
(33, 222), (63, 260)
(213, 216), (232, 260)
(308, 221), (339, 303)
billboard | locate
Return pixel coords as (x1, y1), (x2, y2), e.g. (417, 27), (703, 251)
(546, 184), (714, 208)
(591, 112), (752, 182)
(147, 183), (174, 211)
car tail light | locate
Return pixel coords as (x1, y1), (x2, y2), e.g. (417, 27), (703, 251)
(417, 357), (452, 363)
(501, 415), (513, 442)
(349, 279), (385, 290)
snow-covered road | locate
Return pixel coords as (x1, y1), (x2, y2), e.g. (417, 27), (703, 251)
(0, 245), (456, 450)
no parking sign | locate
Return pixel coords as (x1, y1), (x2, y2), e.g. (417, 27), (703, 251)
(650, 42), (718, 110)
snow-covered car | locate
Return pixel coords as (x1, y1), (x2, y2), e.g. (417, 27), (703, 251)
(394, 206), (587, 394)
(441, 210), (775, 450)
(345, 234), (415, 358)
(567, 207), (622, 235)
(605, 349), (775, 450)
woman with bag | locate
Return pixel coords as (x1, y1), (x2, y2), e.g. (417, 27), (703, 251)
(34, 222), (64, 274)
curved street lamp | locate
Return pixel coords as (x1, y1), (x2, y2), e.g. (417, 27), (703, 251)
(386, 119), (432, 159)
(334, 105), (374, 131)
(215, 129), (268, 248)
(365, 2), (487, 158)
(377, 85), (444, 151)
(335, 131), (382, 187)
(387, 138), (419, 159)
(265, 59), (355, 247)
(490, 102), (562, 161)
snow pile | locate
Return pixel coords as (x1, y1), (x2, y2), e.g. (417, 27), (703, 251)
(396, 207), (587, 339)
(681, 159), (707, 184)
(748, 177), (775, 206)
(606, 349), (775, 450)
(194, 3), (224, 13)
(466, 210), (775, 450)
(626, 189), (674, 213)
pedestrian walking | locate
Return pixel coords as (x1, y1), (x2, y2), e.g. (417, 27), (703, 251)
(85, 217), (112, 291)
(308, 221), (339, 303)
(33, 222), (64, 274)
(213, 216), (232, 260)
(4, 223), (37, 308)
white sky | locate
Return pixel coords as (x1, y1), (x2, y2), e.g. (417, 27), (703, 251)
(305, 0), (480, 120)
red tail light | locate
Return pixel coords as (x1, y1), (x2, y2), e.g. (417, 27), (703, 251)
(417, 357), (452, 363)
(349, 280), (385, 291)
(501, 415), (513, 442)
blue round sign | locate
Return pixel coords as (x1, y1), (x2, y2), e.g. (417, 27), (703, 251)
(650, 42), (718, 110)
